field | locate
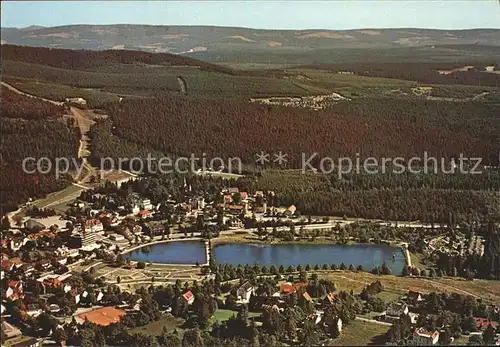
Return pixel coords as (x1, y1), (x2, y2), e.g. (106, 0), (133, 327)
(131, 314), (185, 335)
(321, 271), (500, 304)
(327, 320), (389, 346)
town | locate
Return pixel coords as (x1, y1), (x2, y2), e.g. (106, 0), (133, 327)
(1, 173), (499, 346)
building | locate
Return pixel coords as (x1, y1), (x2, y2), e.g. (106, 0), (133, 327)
(236, 282), (255, 303)
(474, 317), (498, 330)
(2, 321), (22, 340)
(138, 210), (153, 219)
(407, 291), (424, 304)
(65, 97), (87, 106)
(183, 290), (195, 305)
(81, 229), (97, 247)
(141, 199), (153, 210)
(386, 302), (409, 317)
(284, 205), (297, 217)
(412, 328), (439, 345)
(77, 307), (126, 326)
(24, 219), (46, 231)
(85, 219), (104, 233)
(280, 282), (306, 294)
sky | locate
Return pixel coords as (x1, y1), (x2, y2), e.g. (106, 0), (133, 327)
(2, 1), (500, 30)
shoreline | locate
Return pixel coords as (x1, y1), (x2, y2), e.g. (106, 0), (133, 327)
(115, 233), (413, 269)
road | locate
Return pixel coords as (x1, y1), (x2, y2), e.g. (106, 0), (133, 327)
(355, 316), (393, 327)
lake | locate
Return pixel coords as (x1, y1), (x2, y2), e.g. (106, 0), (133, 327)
(126, 240), (406, 274)
(126, 241), (207, 265)
(213, 243), (406, 274)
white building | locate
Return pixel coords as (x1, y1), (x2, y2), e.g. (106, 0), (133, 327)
(412, 328), (439, 345)
(236, 282), (255, 303)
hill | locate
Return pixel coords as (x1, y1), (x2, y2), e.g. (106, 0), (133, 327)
(2, 25), (500, 65)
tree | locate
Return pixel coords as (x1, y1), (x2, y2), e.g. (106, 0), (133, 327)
(136, 261), (146, 269)
(381, 262), (392, 275)
(483, 324), (496, 345)
(1, 216), (11, 231)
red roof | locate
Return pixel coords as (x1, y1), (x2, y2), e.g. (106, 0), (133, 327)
(138, 210), (152, 216)
(280, 282), (305, 294)
(223, 195), (232, 202)
(8, 280), (21, 288)
(474, 317), (498, 329)
(240, 192), (248, 199)
(78, 307), (126, 326)
(183, 290), (194, 302)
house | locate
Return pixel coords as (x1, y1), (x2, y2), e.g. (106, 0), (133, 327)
(22, 263), (35, 275)
(77, 306), (125, 326)
(236, 282), (255, 303)
(240, 192), (248, 200)
(6, 280), (24, 300)
(255, 191), (264, 198)
(228, 187), (239, 194)
(85, 219), (104, 233)
(183, 290), (195, 305)
(302, 291), (313, 302)
(474, 317), (498, 330)
(223, 195), (232, 203)
(9, 238), (25, 251)
(38, 259), (52, 271)
(65, 97), (87, 106)
(141, 199), (153, 210)
(280, 282), (305, 294)
(2, 321), (22, 339)
(26, 303), (43, 317)
(49, 304), (61, 313)
(412, 328), (439, 345)
(109, 234), (125, 241)
(284, 205), (297, 217)
(385, 302), (409, 317)
(138, 210), (153, 219)
(325, 292), (336, 305)
(407, 290), (424, 304)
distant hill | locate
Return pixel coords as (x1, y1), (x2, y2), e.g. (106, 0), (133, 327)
(2, 25), (499, 57)
(1, 44), (233, 74)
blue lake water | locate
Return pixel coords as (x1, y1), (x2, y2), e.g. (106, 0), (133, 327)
(126, 241), (206, 265)
(126, 240), (406, 274)
(213, 243), (405, 274)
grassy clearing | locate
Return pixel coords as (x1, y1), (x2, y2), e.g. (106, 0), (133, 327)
(130, 314), (185, 336)
(327, 320), (389, 346)
(210, 309), (260, 325)
(321, 271), (500, 303)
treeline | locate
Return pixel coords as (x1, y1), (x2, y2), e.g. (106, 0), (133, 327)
(331, 96), (500, 143)
(1, 44), (234, 74)
(104, 96), (497, 168)
(307, 62), (500, 87)
(0, 117), (80, 165)
(0, 86), (65, 119)
(247, 172), (500, 222)
(0, 165), (70, 214)
(0, 104), (79, 213)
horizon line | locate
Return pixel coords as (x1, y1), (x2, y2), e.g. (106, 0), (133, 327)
(3, 23), (500, 31)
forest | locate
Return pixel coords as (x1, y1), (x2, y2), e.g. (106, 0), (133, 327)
(306, 61), (500, 87)
(103, 96), (498, 167)
(1, 44), (234, 73)
(0, 86), (65, 119)
(0, 89), (79, 213)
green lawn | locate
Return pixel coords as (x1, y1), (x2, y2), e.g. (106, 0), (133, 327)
(210, 309), (261, 324)
(131, 314), (185, 336)
(327, 320), (389, 346)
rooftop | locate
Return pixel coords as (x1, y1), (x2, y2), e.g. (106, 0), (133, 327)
(78, 306), (126, 326)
